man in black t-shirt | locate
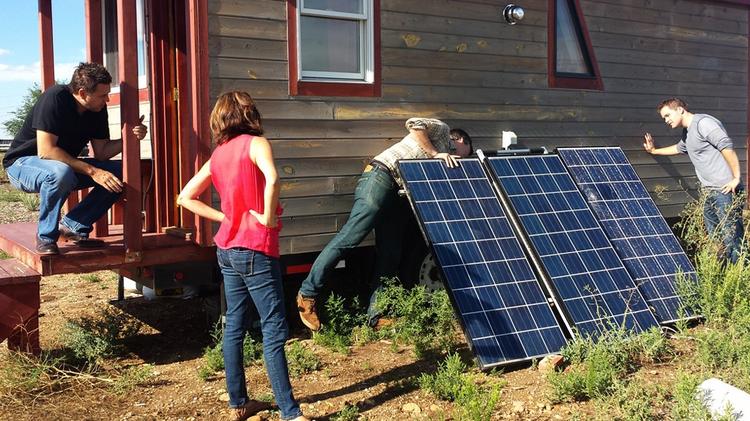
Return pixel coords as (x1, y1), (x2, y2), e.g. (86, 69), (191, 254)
(2, 62), (147, 255)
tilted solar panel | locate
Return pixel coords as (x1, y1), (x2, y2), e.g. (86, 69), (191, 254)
(487, 155), (659, 337)
(557, 147), (697, 323)
(398, 159), (568, 368)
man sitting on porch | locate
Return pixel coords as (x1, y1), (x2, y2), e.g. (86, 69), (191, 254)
(1, 62), (147, 255)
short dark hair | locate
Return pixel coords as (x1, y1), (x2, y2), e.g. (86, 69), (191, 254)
(657, 98), (689, 113)
(450, 128), (473, 154)
(68, 62), (112, 94)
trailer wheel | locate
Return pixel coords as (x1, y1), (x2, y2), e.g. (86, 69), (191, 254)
(415, 252), (444, 292)
(400, 243), (444, 292)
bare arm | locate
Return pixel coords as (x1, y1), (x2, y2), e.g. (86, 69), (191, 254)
(720, 148), (742, 193)
(37, 129), (124, 193)
(90, 115), (147, 161)
(643, 133), (680, 156)
(409, 128), (459, 168)
(249, 136), (281, 228)
(176, 161), (225, 222)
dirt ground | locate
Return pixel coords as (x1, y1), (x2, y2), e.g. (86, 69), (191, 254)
(0, 177), (680, 421)
(1, 266), (695, 421)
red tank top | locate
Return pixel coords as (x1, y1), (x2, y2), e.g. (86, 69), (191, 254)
(210, 134), (282, 257)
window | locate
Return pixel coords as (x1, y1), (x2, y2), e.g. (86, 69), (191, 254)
(288, 0), (381, 97)
(102, 0), (148, 92)
(548, 0), (602, 90)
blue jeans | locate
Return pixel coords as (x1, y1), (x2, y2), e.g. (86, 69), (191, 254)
(703, 187), (745, 263)
(5, 156), (122, 244)
(299, 167), (407, 323)
(217, 247), (302, 420)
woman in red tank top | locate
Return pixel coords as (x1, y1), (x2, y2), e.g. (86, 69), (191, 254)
(177, 92), (308, 421)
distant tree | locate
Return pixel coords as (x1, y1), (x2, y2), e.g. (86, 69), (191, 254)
(3, 83), (42, 138)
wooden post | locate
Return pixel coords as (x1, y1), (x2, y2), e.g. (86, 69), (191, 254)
(85, 0), (103, 63)
(117, 0), (143, 260)
(38, 0), (55, 90)
(187, 0), (212, 246)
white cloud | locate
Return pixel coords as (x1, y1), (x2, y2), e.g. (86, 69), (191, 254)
(0, 61), (79, 83)
(0, 49), (10, 57)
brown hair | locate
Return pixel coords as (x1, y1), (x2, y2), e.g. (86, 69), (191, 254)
(657, 98), (689, 113)
(210, 91), (264, 145)
(68, 62), (112, 94)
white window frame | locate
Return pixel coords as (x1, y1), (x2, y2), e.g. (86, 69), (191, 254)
(102, 0), (149, 92)
(297, 0), (374, 83)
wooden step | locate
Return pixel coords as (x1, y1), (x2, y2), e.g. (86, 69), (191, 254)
(0, 258), (41, 354)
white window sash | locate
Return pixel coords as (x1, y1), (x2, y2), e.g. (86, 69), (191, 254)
(297, 0), (373, 83)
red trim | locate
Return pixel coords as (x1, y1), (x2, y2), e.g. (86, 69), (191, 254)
(287, 0), (381, 97)
(108, 87), (150, 105)
(85, 0), (103, 64)
(285, 263), (313, 275)
(38, 0), (55, 90)
(548, 0), (603, 90)
(117, 0), (144, 256)
(187, 0), (212, 246)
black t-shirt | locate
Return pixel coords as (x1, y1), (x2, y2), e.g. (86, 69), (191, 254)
(2, 84), (109, 168)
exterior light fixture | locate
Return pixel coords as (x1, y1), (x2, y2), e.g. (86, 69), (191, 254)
(503, 4), (525, 24)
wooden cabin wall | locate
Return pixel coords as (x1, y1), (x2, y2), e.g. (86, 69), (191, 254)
(207, 0), (748, 255)
(107, 102), (153, 159)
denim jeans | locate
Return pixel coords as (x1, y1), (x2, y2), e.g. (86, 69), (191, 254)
(703, 187), (745, 263)
(217, 247), (302, 420)
(299, 167), (407, 323)
(5, 156), (122, 244)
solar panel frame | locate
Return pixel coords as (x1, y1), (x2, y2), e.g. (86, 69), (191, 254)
(557, 147), (698, 323)
(398, 158), (569, 369)
(486, 155), (660, 337)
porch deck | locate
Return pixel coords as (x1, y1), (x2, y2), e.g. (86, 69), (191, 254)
(0, 222), (215, 276)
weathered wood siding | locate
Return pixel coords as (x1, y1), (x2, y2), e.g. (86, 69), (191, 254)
(208, 0), (748, 255)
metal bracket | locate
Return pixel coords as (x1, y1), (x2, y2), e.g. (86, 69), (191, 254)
(125, 250), (143, 263)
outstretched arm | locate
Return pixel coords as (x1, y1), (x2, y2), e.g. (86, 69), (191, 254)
(643, 133), (680, 156)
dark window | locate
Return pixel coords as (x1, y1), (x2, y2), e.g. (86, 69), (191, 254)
(548, 0), (602, 90)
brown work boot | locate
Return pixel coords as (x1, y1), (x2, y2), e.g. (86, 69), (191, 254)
(296, 292), (321, 331)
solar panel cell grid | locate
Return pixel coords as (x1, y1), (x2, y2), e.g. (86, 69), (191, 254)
(398, 159), (568, 368)
(557, 147), (697, 323)
(487, 155), (659, 337)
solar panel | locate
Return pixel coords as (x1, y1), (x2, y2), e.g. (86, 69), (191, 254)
(486, 155), (659, 337)
(398, 158), (568, 368)
(557, 147), (697, 323)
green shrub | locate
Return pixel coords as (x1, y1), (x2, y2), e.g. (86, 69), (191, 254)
(671, 373), (713, 421)
(604, 379), (666, 421)
(420, 353), (503, 421)
(63, 306), (142, 367)
(374, 279), (457, 357)
(331, 403), (362, 421)
(197, 325), (263, 381)
(314, 293), (368, 354)
(20, 193), (40, 211)
(548, 328), (669, 403)
(111, 364), (153, 395)
(286, 341), (321, 376)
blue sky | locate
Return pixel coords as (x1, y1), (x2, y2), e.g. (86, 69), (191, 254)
(0, 2), (85, 138)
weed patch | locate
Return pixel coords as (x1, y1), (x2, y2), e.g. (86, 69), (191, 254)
(197, 324), (263, 381)
(374, 280), (457, 357)
(286, 341), (321, 377)
(548, 327), (672, 403)
(420, 353), (504, 421)
(313, 294), (368, 354)
(63, 306), (143, 367)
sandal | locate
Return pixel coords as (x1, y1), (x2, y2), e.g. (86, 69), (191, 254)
(234, 399), (272, 421)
